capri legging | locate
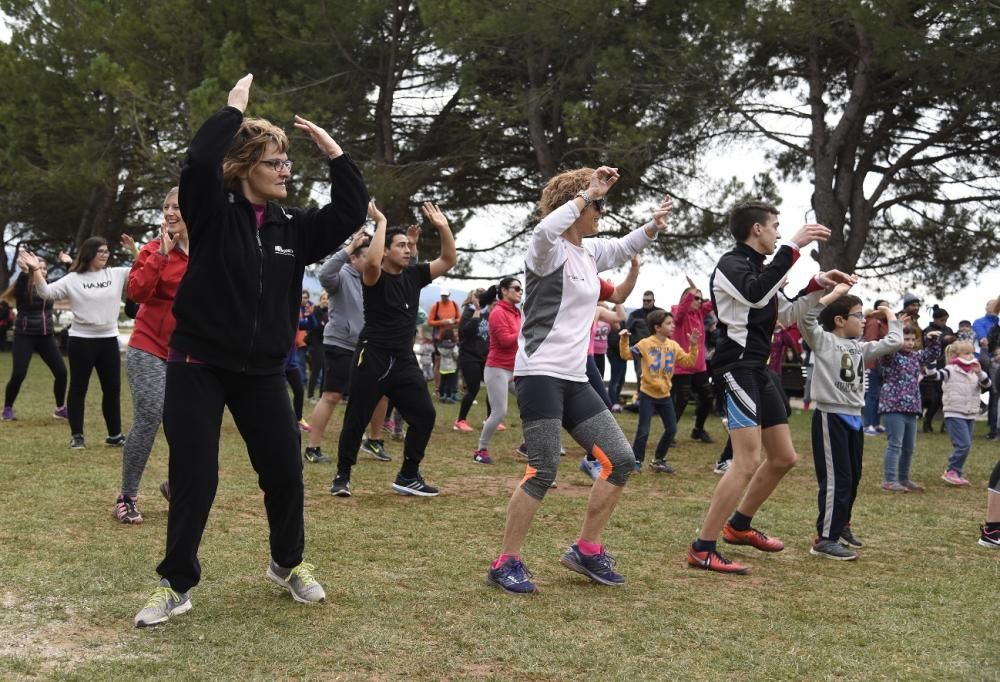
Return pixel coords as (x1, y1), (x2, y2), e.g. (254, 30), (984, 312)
(515, 374), (635, 500)
(121, 347), (166, 497)
(479, 366), (515, 450)
(4, 334), (67, 408)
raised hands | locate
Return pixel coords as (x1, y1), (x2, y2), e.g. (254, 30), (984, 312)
(293, 115), (343, 159)
(367, 199), (386, 225)
(158, 223), (178, 256)
(817, 270), (857, 288)
(585, 166), (620, 200)
(819, 281), (853, 306)
(876, 304), (896, 321)
(17, 249), (42, 273)
(789, 223), (832, 249)
(651, 196), (674, 232)
(228, 74), (253, 113)
(421, 202), (449, 231)
(406, 224), (422, 245)
(348, 228), (369, 252)
(121, 233), (138, 258)
(57, 250), (72, 266)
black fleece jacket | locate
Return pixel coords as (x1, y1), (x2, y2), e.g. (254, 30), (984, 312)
(171, 106), (368, 374)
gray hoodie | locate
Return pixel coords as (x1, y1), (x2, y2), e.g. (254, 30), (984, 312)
(319, 249), (364, 351)
(798, 302), (903, 416)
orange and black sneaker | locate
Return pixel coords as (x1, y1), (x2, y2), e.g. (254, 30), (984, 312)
(722, 522), (785, 552)
(686, 545), (750, 574)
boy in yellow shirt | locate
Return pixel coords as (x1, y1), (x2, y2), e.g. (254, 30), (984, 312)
(620, 309), (699, 472)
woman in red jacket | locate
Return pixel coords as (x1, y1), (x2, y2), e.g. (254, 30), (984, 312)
(472, 277), (522, 464)
(114, 188), (189, 524)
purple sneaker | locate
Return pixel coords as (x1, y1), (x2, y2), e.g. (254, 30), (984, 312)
(53, 405), (68, 420)
(2, 406), (15, 421)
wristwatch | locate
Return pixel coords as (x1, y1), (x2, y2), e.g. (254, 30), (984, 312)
(575, 190), (594, 208)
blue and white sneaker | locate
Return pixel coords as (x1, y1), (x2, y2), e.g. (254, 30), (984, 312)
(578, 457), (602, 481)
(486, 557), (538, 594)
(559, 543), (624, 586)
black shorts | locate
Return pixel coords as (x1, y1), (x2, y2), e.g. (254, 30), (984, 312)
(716, 365), (788, 430)
(515, 374), (607, 429)
(323, 345), (354, 394)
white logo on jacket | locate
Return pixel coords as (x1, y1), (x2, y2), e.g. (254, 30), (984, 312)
(274, 246), (295, 256)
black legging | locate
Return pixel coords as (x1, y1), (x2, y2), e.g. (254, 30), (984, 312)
(67, 336), (121, 436)
(458, 358), (489, 422)
(307, 340), (324, 399)
(4, 334), (67, 408)
(672, 371), (714, 432)
(285, 368), (305, 421)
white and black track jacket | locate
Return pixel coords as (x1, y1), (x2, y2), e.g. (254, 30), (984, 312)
(709, 241), (823, 372)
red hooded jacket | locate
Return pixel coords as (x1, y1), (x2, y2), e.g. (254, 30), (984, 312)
(128, 240), (189, 359)
(670, 289), (713, 375)
(486, 299), (521, 371)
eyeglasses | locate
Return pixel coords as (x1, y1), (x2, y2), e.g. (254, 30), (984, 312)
(260, 159), (293, 172)
(846, 312), (865, 320)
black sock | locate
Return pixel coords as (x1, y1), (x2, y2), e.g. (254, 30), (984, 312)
(729, 511), (752, 531)
(692, 539), (717, 553)
(986, 522), (1000, 532)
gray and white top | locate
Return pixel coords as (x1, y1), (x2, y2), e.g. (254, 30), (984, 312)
(515, 200), (653, 382)
(34, 267), (130, 338)
(318, 249), (364, 351)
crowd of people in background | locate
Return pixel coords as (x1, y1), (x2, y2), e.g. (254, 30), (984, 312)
(1, 74), (997, 627)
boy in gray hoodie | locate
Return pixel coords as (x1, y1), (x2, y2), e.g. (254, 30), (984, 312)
(798, 282), (903, 560)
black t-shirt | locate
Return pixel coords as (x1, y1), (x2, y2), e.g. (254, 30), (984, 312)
(359, 262), (432, 353)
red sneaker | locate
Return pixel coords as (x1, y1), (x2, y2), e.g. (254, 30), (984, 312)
(722, 522), (785, 552)
(686, 546), (749, 574)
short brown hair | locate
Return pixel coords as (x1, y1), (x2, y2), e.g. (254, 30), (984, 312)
(222, 118), (289, 190)
(729, 201), (779, 242)
(647, 309), (672, 330)
(538, 168), (594, 218)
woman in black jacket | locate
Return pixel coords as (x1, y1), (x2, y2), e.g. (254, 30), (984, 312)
(135, 74), (368, 628)
(1, 260), (68, 421)
(454, 288), (491, 432)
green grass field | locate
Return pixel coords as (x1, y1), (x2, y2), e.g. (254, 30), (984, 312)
(0, 354), (997, 680)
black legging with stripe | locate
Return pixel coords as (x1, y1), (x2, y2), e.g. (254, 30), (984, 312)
(4, 334), (67, 408)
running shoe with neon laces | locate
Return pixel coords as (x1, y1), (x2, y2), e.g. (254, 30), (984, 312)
(105, 433), (126, 447)
(134, 579), (192, 627)
(839, 526), (864, 549)
(560, 544), (624, 586)
(1, 406), (15, 421)
(53, 405), (68, 420)
(722, 522), (785, 552)
(113, 494), (143, 524)
(360, 437), (392, 462)
(979, 525), (1000, 548)
(810, 538), (858, 561)
(453, 419), (473, 432)
(298, 418), (311, 433)
(267, 561), (325, 603)
(330, 475), (352, 497)
(486, 556), (538, 594)
(686, 545), (750, 574)
(472, 448), (493, 465)
(392, 472), (439, 497)
(303, 446), (331, 464)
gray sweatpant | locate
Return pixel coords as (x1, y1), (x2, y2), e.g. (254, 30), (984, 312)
(121, 347), (166, 497)
(478, 366), (515, 450)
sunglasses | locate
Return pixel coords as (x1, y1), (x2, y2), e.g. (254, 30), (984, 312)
(509, 286), (523, 293)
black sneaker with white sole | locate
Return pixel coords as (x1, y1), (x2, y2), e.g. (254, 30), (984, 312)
(304, 446), (332, 464)
(391, 473), (439, 497)
(105, 433), (126, 447)
(810, 538), (858, 561)
(330, 475), (352, 497)
(839, 526), (864, 549)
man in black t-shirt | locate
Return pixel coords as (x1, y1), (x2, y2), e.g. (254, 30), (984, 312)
(331, 200), (457, 497)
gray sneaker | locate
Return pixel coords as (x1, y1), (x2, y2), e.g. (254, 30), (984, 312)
(713, 459), (730, 475)
(267, 561), (326, 604)
(134, 579), (192, 628)
(810, 539), (858, 561)
(360, 437), (392, 462)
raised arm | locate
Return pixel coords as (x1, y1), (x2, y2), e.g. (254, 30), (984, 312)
(361, 201), (387, 287)
(606, 255), (640, 304)
(422, 202), (456, 280)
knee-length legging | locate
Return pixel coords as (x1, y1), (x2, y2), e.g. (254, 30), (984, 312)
(479, 366), (515, 451)
(4, 334), (67, 408)
(67, 336), (121, 437)
(121, 347), (166, 497)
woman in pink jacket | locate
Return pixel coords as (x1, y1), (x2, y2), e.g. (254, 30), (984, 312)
(472, 277), (522, 464)
(671, 278), (715, 443)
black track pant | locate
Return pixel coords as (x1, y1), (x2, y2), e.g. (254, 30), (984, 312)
(672, 370), (713, 431)
(458, 358), (488, 421)
(67, 336), (121, 436)
(4, 334), (67, 408)
(812, 410), (863, 541)
(336, 343), (435, 479)
(285, 368), (304, 420)
(157, 361), (304, 593)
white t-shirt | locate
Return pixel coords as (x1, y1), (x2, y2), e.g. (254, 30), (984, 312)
(35, 267), (130, 338)
(514, 200), (654, 381)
